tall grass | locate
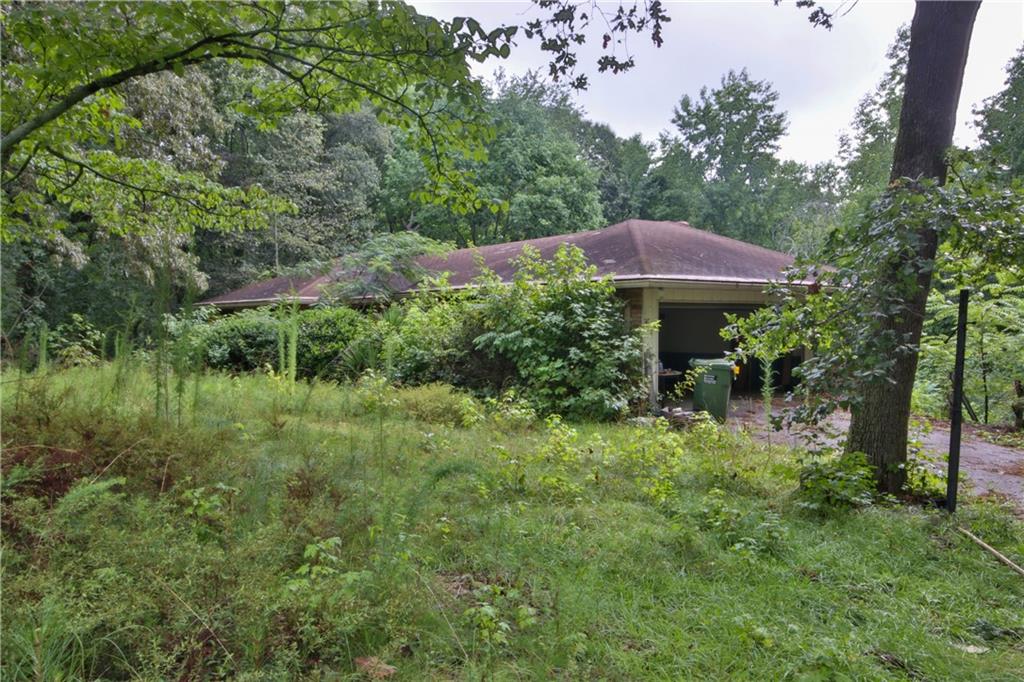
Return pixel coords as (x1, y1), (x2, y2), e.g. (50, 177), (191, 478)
(276, 300), (300, 385)
(3, 364), (1023, 680)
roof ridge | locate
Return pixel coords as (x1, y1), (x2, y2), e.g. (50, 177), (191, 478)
(451, 224), (608, 255)
(672, 220), (791, 257)
(626, 219), (653, 276)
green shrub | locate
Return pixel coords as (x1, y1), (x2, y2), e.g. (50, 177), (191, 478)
(297, 306), (369, 381)
(473, 245), (647, 420)
(795, 451), (876, 513)
(484, 388), (538, 431)
(386, 295), (476, 386)
(202, 308), (279, 373)
(50, 313), (104, 367)
(198, 247), (645, 421)
(202, 306), (367, 380)
(394, 383), (482, 426)
(696, 488), (787, 555)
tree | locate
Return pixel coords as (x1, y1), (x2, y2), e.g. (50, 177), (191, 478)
(379, 80), (605, 246)
(723, 2), (1023, 491)
(648, 69), (836, 252)
(1, 1), (518, 243)
(1, 69), (229, 338)
(650, 69), (786, 243)
(975, 47), (1024, 180)
(579, 128), (657, 224)
(844, 1), (981, 493)
(198, 108), (392, 294)
(837, 26), (910, 217)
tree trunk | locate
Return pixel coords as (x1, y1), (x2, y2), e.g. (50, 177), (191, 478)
(846, 0), (980, 493)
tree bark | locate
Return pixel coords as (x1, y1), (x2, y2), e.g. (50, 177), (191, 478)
(846, 0), (980, 493)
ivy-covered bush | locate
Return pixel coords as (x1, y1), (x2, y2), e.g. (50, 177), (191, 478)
(473, 245), (647, 420)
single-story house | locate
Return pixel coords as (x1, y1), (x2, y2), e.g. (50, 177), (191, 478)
(201, 219), (807, 406)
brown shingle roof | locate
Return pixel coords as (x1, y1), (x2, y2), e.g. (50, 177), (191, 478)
(200, 219), (797, 308)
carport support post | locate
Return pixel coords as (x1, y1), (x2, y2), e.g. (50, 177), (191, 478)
(945, 288), (968, 514)
(641, 287), (660, 410)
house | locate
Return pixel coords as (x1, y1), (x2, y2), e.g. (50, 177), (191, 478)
(201, 219), (807, 406)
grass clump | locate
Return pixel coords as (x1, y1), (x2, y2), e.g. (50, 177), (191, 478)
(3, 365), (1023, 680)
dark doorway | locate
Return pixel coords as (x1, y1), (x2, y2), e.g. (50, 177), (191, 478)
(657, 304), (801, 395)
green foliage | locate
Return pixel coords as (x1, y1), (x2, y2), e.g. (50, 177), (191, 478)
(202, 308), (280, 374)
(837, 26), (909, 217)
(648, 69), (838, 253)
(324, 232), (453, 303)
(393, 383), (483, 427)
(296, 306), (370, 381)
(796, 451), (877, 513)
(916, 270), (1024, 426)
(2, 1), (520, 242)
(473, 245), (647, 419)
(482, 389), (538, 432)
(463, 582), (538, 650)
(975, 47), (1024, 180)
(696, 488), (787, 555)
(617, 417), (688, 505)
(726, 164), (1024, 430)
(385, 76), (607, 246)
(3, 365), (1023, 679)
(198, 110), (398, 292)
(200, 305), (368, 382)
(48, 314), (103, 367)
(229, 244), (645, 420)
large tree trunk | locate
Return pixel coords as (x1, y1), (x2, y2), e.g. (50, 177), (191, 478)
(846, 1), (980, 494)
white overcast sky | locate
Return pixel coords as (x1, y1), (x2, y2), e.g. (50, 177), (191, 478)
(416, 1), (1024, 165)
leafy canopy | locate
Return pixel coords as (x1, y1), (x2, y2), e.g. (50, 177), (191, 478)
(1, 1), (518, 240)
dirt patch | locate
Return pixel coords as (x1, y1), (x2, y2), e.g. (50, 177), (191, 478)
(3, 444), (92, 502)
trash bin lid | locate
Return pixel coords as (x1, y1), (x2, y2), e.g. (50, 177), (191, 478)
(689, 358), (735, 369)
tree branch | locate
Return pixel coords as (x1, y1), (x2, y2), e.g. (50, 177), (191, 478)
(43, 147), (252, 220)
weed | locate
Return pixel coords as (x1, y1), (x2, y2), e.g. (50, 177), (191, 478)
(796, 450), (876, 513)
(2, 364), (1022, 680)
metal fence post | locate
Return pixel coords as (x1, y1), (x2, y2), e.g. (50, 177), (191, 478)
(945, 289), (968, 513)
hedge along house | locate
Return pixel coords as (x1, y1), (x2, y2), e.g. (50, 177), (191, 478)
(201, 219), (806, 407)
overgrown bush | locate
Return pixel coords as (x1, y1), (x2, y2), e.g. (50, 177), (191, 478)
(201, 305), (367, 380)
(197, 246), (646, 420)
(795, 451), (876, 513)
(384, 290), (482, 387)
(473, 245), (647, 420)
(202, 308), (279, 372)
(296, 306), (369, 380)
(393, 383), (482, 426)
(49, 314), (104, 367)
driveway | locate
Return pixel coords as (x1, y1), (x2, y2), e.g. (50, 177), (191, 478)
(720, 396), (1024, 509)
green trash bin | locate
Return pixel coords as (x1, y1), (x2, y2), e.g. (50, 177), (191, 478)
(689, 358), (735, 422)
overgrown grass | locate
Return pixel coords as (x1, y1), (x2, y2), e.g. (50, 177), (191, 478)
(3, 365), (1023, 680)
